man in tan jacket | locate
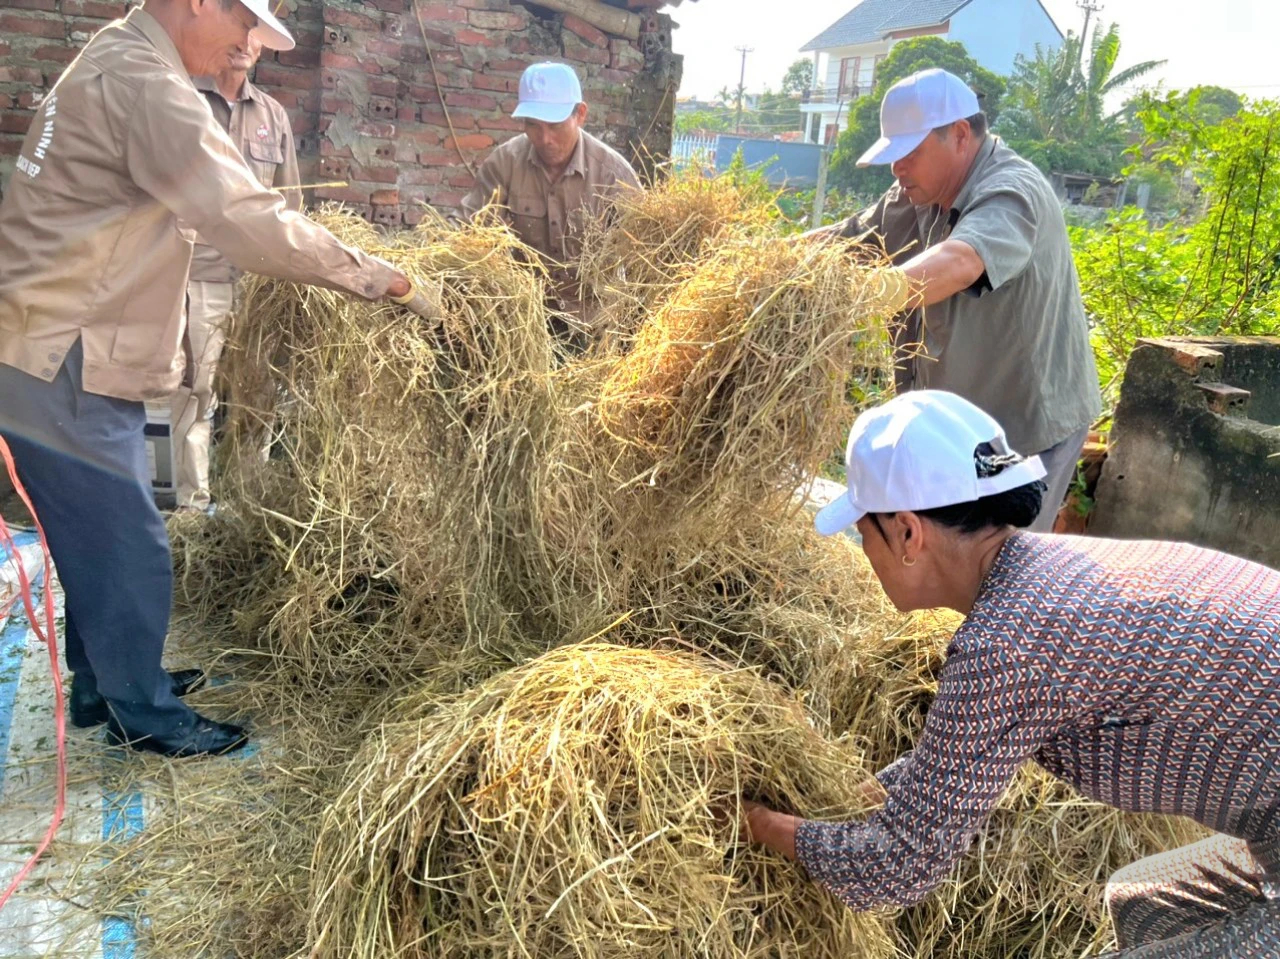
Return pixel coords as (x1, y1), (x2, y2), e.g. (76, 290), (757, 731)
(461, 62), (640, 345)
(0, 0), (434, 758)
(172, 32), (299, 513)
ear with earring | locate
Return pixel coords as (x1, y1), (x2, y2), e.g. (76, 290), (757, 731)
(901, 555), (916, 567)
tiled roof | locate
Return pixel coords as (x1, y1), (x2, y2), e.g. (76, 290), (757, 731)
(800, 0), (970, 52)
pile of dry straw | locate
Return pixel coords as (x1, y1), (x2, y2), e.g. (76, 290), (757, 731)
(84, 173), (1200, 959)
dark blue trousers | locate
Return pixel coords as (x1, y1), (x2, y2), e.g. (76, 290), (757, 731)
(0, 341), (193, 735)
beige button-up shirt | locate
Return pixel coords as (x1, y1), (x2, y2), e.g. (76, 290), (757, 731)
(0, 7), (398, 402)
(188, 76), (301, 284)
(461, 130), (640, 266)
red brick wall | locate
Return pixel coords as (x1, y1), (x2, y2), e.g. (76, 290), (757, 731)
(0, 0), (682, 222)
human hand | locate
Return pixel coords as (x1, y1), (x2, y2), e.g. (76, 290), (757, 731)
(740, 800), (799, 861)
(386, 271), (412, 299)
(876, 266), (915, 315)
(387, 274), (444, 320)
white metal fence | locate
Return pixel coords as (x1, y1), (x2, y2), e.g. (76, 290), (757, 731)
(671, 134), (717, 170)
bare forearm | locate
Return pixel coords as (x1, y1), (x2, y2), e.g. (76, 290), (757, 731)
(900, 238), (985, 308)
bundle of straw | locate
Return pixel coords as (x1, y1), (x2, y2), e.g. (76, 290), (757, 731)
(308, 644), (895, 959)
(187, 209), (563, 690)
(590, 236), (896, 528)
(577, 169), (778, 346)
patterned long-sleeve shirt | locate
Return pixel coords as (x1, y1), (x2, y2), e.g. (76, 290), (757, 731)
(796, 533), (1280, 909)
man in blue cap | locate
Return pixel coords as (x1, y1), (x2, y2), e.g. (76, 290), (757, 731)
(814, 68), (1101, 531)
(462, 62), (640, 341)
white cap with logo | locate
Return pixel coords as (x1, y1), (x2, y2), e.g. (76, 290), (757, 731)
(239, 0), (295, 52)
(856, 68), (980, 167)
(814, 390), (1046, 536)
(512, 62), (584, 124)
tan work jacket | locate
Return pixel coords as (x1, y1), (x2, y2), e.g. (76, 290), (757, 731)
(461, 131), (640, 266)
(0, 7), (397, 402)
(188, 75), (301, 284)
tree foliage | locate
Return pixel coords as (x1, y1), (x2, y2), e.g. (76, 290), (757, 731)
(781, 59), (814, 97)
(828, 37), (1007, 195)
(998, 24), (1164, 177)
(1073, 98), (1280, 404)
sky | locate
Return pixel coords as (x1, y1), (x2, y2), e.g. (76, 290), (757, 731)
(670, 0), (1280, 102)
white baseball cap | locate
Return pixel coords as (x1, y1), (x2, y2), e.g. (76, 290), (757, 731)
(814, 391), (1047, 536)
(240, 0), (294, 52)
(857, 68), (980, 167)
(512, 62), (583, 124)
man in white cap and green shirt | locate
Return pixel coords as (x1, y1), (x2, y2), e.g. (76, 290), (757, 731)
(814, 68), (1101, 531)
(0, 0), (437, 758)
(462, 61), (641, 342)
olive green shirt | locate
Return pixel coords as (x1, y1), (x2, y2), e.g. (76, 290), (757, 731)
(840, 136), (1101, 455)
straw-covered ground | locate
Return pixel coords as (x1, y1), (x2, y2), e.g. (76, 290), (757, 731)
(67, 175), (1202, 958)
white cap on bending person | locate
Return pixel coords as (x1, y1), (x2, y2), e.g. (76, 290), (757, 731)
(814, 391), (1047, 536)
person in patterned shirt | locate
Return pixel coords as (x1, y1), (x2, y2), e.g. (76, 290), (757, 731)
(743, 390), (1280, 957)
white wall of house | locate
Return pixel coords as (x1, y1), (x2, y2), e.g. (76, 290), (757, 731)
(949, 0), (1062, 74)
(803, 40), (892, 143)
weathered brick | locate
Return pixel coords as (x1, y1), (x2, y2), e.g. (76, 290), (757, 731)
(428, 189), (464, 207)
(399, 166), (443, 185)
(34, 44), (79, 64)
(255, 63), (313, 90)
(414, 2), (466, 21)
(477, 115), (524, 133)
(0, 66), (46, 85)
(448, 172), (476, 189)
(445, 132), (493, 151)
(0, 14), (65, 38)
(444, 91), (496, 110)
(320, 51), (381, 72)
(396, 106), (416, 122)
(321, 6), (380, 31)
(0, 112), (35, 135)
(356, 121), (397, 138)
(367, 76), (399, 97)
(277, 46), (320, 68)
(315, 185), (371, 204)
(453, 28), (498, 47)
(61, 0), (124, 19)
(319, 93), (354, 114)
(0, 135), (25, 156)
(66, 16), (113, 35)
(563, 14), (607, 48)
(7, 0), (57, 9)
(466, 9), (522, 30)
(364, 39), (402, 58)
(0, 95), (11, 110)
(471, 73), (516, 93)
(564, 36), (609, 67)
(352, 162), (399, 184)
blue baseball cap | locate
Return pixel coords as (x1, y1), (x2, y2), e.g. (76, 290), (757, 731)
(512, 62), (584, 124)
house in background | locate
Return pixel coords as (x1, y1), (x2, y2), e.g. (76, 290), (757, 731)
(800, 0), (1063, 144)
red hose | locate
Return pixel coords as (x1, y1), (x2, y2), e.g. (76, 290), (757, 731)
(0, 436), (65, 910)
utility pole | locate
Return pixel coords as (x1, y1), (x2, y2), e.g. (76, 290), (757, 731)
(1076, 0), (1103, 66)
(734, 46), (753, 134)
